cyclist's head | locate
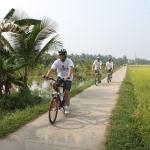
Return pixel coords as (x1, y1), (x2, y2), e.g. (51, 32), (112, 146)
(58, 48), (67, 61)
(97, 56), (100, 61)
(58, 48), (67, 55)
(108, 58), (112, 62)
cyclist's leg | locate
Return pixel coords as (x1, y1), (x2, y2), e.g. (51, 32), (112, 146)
(64, 90), (70, 106)
(107, 69), (110, 83)
(63, 80), (72, 114)
(94, 70), (97, 79)
(109, 69), (112, 79)
(95, 70), (99, 81)
(99, 70), (102, 83)
(110, 70), (113, 81)
(97, 70), (100, 82)
(108, 69), (112, 81)
(52, 81), (59, 92)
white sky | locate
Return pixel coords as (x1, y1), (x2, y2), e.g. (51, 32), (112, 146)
(0, 0), (150, 60)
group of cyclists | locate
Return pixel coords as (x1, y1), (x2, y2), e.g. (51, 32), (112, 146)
(43, 48), (113, 115)
(92, 56), (113, 84)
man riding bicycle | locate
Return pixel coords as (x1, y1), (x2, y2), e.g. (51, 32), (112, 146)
(92, 56), (102, 83)
(106, 58), (113, 79)
(44, 49), (74, 115)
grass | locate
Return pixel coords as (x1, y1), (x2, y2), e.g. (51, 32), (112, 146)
(0, 102), (48, 138)
(106, 65), (150, 149)
(129, 66), (150, 148)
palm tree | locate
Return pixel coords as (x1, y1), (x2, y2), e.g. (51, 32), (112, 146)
(0, 8), (61, 94)
(3, 19), (62, 88)
(0, 8), (41, 49)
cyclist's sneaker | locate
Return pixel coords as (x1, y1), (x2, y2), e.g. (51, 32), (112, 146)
(64, 106), (70, 114)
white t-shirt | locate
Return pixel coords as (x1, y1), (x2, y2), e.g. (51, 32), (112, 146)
(106, 61), (113, 70)
(93, 60), (102, 70)
(51, 58), (74, 80)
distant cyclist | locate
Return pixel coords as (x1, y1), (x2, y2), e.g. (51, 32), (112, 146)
(92, 56), (102, 83)
(106, 58), (113, 79)
(44, 49), (74, 114)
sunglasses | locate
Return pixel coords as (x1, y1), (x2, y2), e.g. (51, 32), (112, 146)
(59, 53), (65, 56)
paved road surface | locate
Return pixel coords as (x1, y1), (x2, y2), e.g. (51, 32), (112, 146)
(0, 67), (126, 150)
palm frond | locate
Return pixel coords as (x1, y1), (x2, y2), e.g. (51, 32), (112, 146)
(15, 19), (41, 26)
(33, 19), (57, 51)
(3, 8), (15, 20)
(1, 34), (14, 52)
(4, 32), (22, 50)
(25, 24), (41, 52)
(10, 9), (30, 21)
(41, 18), (57, 32)
(0, 48), (10, 58)
(13, 63), (28, 71)
(35, 35), (63, 62)
(1, 22), (23, 33)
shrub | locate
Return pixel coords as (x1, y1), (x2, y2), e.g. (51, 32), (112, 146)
(0, 88), (42, 111)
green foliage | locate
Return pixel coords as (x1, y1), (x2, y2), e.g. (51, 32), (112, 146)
(0, 101), (48, 138)
(0, 88), (42, 110)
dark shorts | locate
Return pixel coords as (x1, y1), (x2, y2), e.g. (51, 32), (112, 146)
(95, 70), (101, 75)
(107, 68), (113, 73)
(55, 79), (72, 91)
(64, 80), (72, 91)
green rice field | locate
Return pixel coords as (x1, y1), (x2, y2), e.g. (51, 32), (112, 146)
(106, 65), (150, 149)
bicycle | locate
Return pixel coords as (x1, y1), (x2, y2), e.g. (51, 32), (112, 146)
(95, 70), (101, 86)
(107, 69), (112, 83)
(43, 76), (66, 124)
(95, 73), (99, 86)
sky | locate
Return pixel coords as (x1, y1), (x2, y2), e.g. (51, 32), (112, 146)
(0, 0), (150, 60)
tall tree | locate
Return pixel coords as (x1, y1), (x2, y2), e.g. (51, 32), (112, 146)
(0, 8), (61, 94)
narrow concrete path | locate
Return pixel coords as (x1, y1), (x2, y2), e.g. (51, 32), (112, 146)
(0, 67), (126, 150)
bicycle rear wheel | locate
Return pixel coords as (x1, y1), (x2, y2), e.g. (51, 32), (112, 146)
(49, 96), (59, 124)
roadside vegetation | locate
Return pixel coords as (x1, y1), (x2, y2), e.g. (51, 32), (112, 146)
(106, 66), (150, 149)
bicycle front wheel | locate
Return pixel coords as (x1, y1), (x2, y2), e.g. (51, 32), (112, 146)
(95, 75), (99, 86)
(49, 96), (59, 124)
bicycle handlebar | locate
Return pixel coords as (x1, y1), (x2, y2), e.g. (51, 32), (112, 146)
(43, 76), (70, 81)
(42, 76), (70, 82)
(43, 76), (59, 81)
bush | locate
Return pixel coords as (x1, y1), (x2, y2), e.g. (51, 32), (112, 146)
(0, 88), (42, 111)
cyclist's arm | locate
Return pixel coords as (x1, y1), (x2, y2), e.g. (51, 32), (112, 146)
(66, 66), (73, 79)
(112, 62), (114, 70)
(92, 62), (96, 71)
(46, 68), (55, 77)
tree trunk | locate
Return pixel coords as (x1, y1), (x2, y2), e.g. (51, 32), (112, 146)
(23, 66), (28, 88)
